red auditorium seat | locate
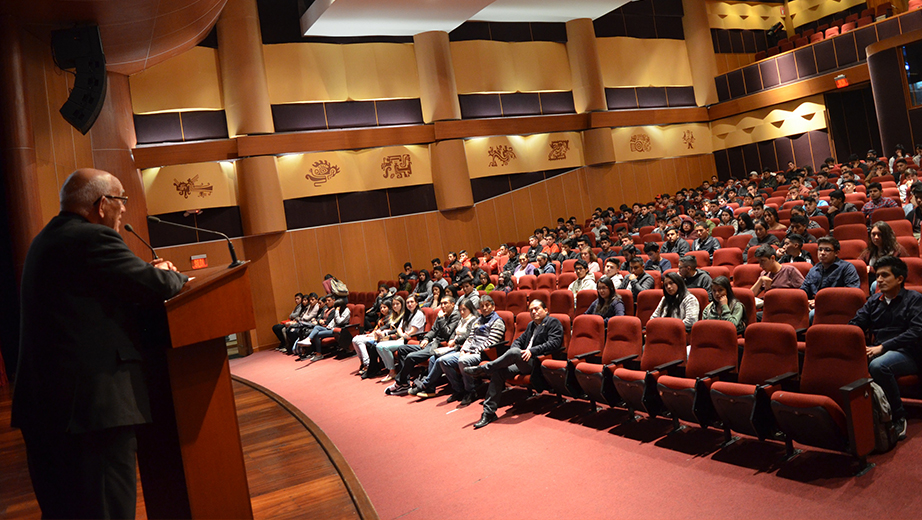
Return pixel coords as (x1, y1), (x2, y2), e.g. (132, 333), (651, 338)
(824, 27), (840, 38)
(549, 289), (575, 317)
(904, 257), (922, 286)
(897, 236), (919, 257)
(731, 287), (757, 329)
(754, 50), (767, 61)
(529, 289), (551, 309)
(574, 316), (644, 409)
(712, 225), (735, 241)
(725, 235), (752, 251)
(507, 313), (570, 393)
(732, 264), (763, 288)
(575, 289), (597, 316)
(658, 320), (739, 430)
(766, 46), (780, 57)
(505, 290), (529, 315)
(561, 259), (577, 273)
(838, 239), (867, 259)
(762, 289), (810, 335)
(611, 318), (687, 420)
(616, 289), (635, 316)
(794, 37), (808, 47)
(685, 250), (711, 268)
(635, 289), (662, 329)
(490, 290), (505, 311)
(812, 287), (868, 325)
(700, 266), (730, 283)
(834, 224), (869, 244)
(870, 206), (908, 223)
(557, 272), (577, 290)
(713, 247), (743, 269)
(843, 259), (870, 295)
(857, 16), (872, 28)
(809, 215), (829, 232)
(779, 40), (794, 52)
(810, 32), (824, 43)
(770, 325), (875, 473)
(541, 314), (605, 399)
(517, 275), (537, 291)
(840, 22), (856, 33)
(711, 323), (800, 443)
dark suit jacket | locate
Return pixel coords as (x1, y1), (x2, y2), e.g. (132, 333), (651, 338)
(511, 315), (564, 368)
(12, 212), (188, 434)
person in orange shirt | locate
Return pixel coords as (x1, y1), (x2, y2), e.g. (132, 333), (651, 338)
(542, 233), (561, 255)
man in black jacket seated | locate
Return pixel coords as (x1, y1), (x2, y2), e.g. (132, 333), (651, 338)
(849, 256), (922, 441)
(13, 168), (188, 518)
(386, 296), (460, 395)
(464, 299), (564, 429)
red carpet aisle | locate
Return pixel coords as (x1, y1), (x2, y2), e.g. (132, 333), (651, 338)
(230, 351), (922, 520)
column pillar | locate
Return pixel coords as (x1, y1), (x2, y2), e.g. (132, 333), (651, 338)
(582, 128), (616, 165)
(413, 31), (461, 123)
(0, 15), (42, 279)
(216, 0), (285, 235)
(430, 140), (473, 210)
(681, 0), (719, 107)
(565, 19), (607, 113)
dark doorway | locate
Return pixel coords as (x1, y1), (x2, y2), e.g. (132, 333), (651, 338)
(824, 86), (882, 162)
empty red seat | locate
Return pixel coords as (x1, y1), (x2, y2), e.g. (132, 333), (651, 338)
(794, 37), (809, 47)
(841, 22), (856, 33)
(517, 275), (537, 291)
(770, 325), (875, 472)
(754, 50), (767, 61)
(561, 259), (577, 273)
(635, 289), (662, 328)
(857, 16), (873, 27)
(541, 314), (605, 399)
(575, 289), (597, 316)
(779, 40), (794, 52)
(612, 317), (687, 419)
(617, 289), (634, 316)
(725, 235), (752, 251)
(713, 247), (743, 269)
(766, 46), (780, 57)
(535, 273), (557, 290)
(557, 272), (577, 290)
(839, 239), (868, 259)
(490, 290), (506, 311)
(549, 289), (575, 317)
(712, 323), (800, 442)
(813, 287), (868, 325)
(732, 264), (763, 288)
(658, 320), (739, 430)
(824, 27), (840, 38)
(762, 289), (810, 333)
(905, 257), (922, 286)
(574, 316), (643, 409)
(870, 206), (907, 223)
(897, 235), (919, 257)
(810, 32), (824, 43)
(505, 290), (529, 315)
(834, 224), (869, 244)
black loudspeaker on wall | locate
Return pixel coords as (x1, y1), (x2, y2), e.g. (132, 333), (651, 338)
(51, 26), (107, 135)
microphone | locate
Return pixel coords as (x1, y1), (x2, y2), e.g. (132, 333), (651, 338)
(147, 216), (244, 268)
(124, 223), (159, 260)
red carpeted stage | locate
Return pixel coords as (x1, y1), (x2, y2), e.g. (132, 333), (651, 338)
(231, 350), (922, 520)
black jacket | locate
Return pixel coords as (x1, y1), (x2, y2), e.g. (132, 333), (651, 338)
(850, 288), (922, 362)
(13, 213), (188, 434)
(511, 316), (564, 364)
(423, 311), (461, 344)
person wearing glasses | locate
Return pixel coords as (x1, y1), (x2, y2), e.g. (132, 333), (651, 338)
(13, 168), (188, 518)
(568, 259), (598, 299)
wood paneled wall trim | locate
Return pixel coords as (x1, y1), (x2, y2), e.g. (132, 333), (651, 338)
(134, 139), (238, 169)
(867, 27), (922, 56)
(237, 125), (437, 157)
(706, 64), (870, 120)
(432, 113), (589, 141)
(589, 107), (710, 128)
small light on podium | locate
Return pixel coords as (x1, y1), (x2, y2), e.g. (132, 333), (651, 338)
(835, 74), (849, 88)
(191, 254), (208, 269)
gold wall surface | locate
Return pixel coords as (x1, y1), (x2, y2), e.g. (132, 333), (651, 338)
(129, 47), (224, 114)
(450, 40), (573, 94)
(611, 123), (713, 162)
(710, 95), (827, 150)
(142, 162), (238, 214)
(464, 132), (585, 178)
(706, 1), (784, 30)
(787, 0), (868, 27)
(597, 37), (695, 87)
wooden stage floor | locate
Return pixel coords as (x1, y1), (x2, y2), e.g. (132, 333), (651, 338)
(0, 377), (377, 519)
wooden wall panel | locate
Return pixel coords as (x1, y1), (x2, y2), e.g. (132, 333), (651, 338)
(572, 169), (592, 219)
(359, 220), (390, 285)
(437, 207), (482, 257)
(264, 233), (300, 332)
(339, 222), (371, 293)
(402, 213), (438, 271)
(647, 160), (667, 200)
(632, 162), (654, 206)
(509, 189), (534, 240)
(474, 200), (502, 251)
(314, 226), (348, 285)
(492, 192), (520, 244)
(289, 228), (324, 295)
(527, 183), (554, 232)
(382, 218), (411, 278)
(422, 212), (447, 261)
(544, 175), (570, 224)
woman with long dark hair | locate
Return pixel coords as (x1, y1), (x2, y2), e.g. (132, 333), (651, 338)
(860, 221), (909, 287)
(650, 272), (699, 332)
(353, 299), (392, 375)
(423, 283), (443, 308)
(701, 276), (746, 335)
(377, 295), (426, 383)
(412, 269), (432, 303)
(736, 212), (756, 237)
(585, 275), (624, 320)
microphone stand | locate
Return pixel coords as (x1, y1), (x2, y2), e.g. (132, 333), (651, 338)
(147, 216), (244, 268)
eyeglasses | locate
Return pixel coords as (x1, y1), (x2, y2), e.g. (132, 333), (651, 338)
(94, 194), (129, 206)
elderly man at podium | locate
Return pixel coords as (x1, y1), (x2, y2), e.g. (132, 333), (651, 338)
(12, 168), (188, 519)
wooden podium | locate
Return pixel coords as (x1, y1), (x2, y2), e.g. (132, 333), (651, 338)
(136, 262), (256, 519)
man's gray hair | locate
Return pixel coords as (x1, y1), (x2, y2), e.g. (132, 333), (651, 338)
(60, 170), (112, 213)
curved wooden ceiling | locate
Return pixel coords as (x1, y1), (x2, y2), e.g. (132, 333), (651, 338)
(5, 0), (227, 75)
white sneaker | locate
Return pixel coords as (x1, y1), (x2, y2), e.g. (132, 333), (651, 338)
(896, 418), (908, 441)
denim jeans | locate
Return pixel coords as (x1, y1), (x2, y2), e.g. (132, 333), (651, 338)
(481, 347), (535, 415)
(376, 339), (406, 370)
(300, 326), (335, 354)
(440, 351), (482, 393)
(869, 349), (918, 421)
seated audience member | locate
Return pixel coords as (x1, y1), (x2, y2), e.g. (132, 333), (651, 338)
(431, 266), (449, 290)
(618, 244), (638, 270)
(475, 271), (495, 293)
(899, 169), (919, 206)
(750, 244), (805, 307)
(469, 257), (486, 283)
(580, 249), (600, 273)
(377, 295), (426, 383)
(841, 179), (859, 195)
(777, 234), (813, 264)
(596, 236), (616, 261)
(364, 285), (394, 330)
(502, 245), (519, 274)
(784, 176), (810, 200)
(481, 247), (498, 273)
(396, 273), (412, 292)
(410, 299), (479, 398)
(536, 252), (556, 274)
(621, 259), (654, 298)
(748, 201), (765, 221)
(661, 227), (691, 255)
(423, 283), (444, 309)
(814, 171), (836, 191)
(456, 277), (481, 311)
(701, 276), (746, 335)
(439, 295), (506, 406)
(525, 236), (540, 262)
(644, 242), (671, 272)
(678, 255), (712, 292)
(803, 197), (825, 218)
(736, 212), (757, 238)
(763, 207), (786, 232)
(801, 236), (860, 320)
(692, 223), (720, 260)
(569, 259), (598, 298)
(862, 182), (900, 221)
(541, 234), (561, 256)
(512, 253), (536, 281)
(585, 276), (625, 320)
(273, 293), (303, 349)
(297, 296), (350, 362)
(495, 271), (516, 293)
(679, 219), (697, 240)
(746, 220), (779, 258)
(651, 272), (699, 333)
(907, 183), (922, 238)
(458, 250), (472, 270)
(860, 222), (909, 286)
(412, 269), (433, 303)
(825, 190), (858, 227)
(464, 299), (563, 429)
(602, 257), (625, 288)
(354, 300), (393, 376)
(386, 295), (461, 396)
(283, 292), (321, 354)
(402, 262), (418, 281)
(556, 239), (579, 262)
(786, 214), (817, 243)
(849, 256), (922, 440)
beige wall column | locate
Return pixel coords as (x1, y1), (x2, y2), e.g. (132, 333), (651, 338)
(565, 18), (607, 113)
(782, 1), (796, 38)
(216, 0), (285, 235)
(430, 140), (473, 210)
(0, 16), (42, 279)
(681, 0), (719, 107)
(582, 128), (616, 165)
(414, 31), (461, 123)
